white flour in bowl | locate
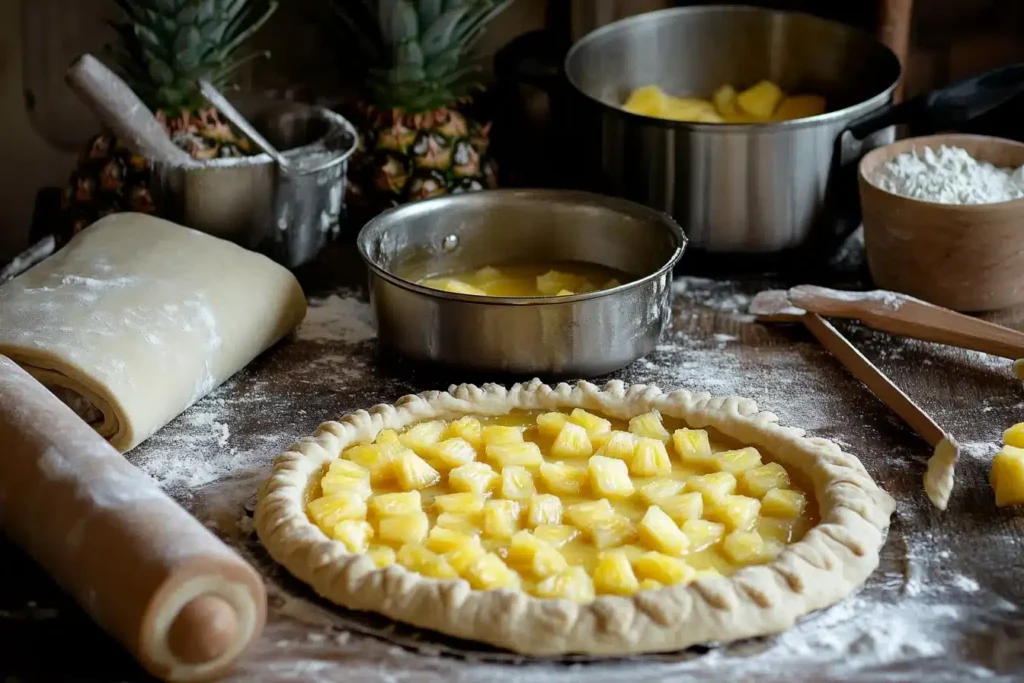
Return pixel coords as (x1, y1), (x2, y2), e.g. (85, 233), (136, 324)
(874, 145), (1024, 205)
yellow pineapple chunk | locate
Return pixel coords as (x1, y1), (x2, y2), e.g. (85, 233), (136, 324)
(596, 430), (638, 461)
(369, 490), (422, 517)
(320, 463), (372, 500)
(486, 442), (543, 468)
(366, 545), (396, 567)
(432, 492), (486, 514)
(619, 544), (648, 563)
(375, 429), (400, 445)
(623, 84), (670, 117)
(448, 461), (498, 495)
(399, 420), (447, 453)
(483, 499), (520, 538)
(527, 494), (563, 527)
(1004, 423), (1024, 449)
(532, 524), (578, 548)
(991, 445), (1024, 506)
(761, 488), (807, 518)
(551, 422), (594, 460)
(441, 279), (487, 295)
(566, 498), (615, 529)
(481, 425), (524, 446)
(592, 550), (641, 596)
(639, 479), (686, 505)
(426, 526), (481, 555)
(331, 520), (373, 553)
(393, 449), (441, 490)
(682, 519), (726, 551)
(740, 462), (791, 498)
(507, 531), (568, 578)
(446, 541), (486, 574)
(639, 578), (663, 591)
(556, 289), (575, 296)
(500, 465), (536, 500)
(587, 515), (636, 549)
(536, 412), (570, 438)
(659, 492), (704, 524)
(569, 408), (612, 439)
(424, 437), (477, 469)
(638, 506), (691, 556)
(466, 553), (520, 590)
(672, 428), (715, 467)
(534, 566), (595, 602)
(343, 442), (403, 484)
(378, 511), (430, 546)
(537, 270), (585, 296)
(327, 458), (369, 480)
(629, 410), (671, 442)
(538, 461), (588, 495)
(712, 84), (738, 116)
(589, 455), (635, 498)
(758, 517), (793, 544)
(708, 494), (761, 531)
(722, 530), (782, 565)
(445, 416), (483, 449)
(308, 492), (367, 531)
(472, 266), (502, 285)
(737, 80), (784, 120)
(631, 437), (672, 476)
(773, 94), (826, 121)
(435, 512), (482, 535)
(397, 544), (459, 579)
(633, 551), (696, 585)
(713, 447), (763, 475)
(687, 471), (738, 502)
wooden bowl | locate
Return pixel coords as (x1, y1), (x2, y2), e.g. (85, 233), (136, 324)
(858, 134), (1024, 312)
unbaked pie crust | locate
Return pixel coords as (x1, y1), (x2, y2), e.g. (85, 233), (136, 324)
(255, 380), (895, 655)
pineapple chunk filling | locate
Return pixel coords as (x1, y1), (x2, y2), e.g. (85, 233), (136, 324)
(416, 262), (630, 298)
(306, 408), (817, 601)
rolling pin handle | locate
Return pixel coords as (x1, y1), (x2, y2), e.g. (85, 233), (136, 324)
(167, 594), (240, 665)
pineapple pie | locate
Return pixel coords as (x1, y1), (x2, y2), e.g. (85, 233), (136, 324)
(257, 381), (894, 654)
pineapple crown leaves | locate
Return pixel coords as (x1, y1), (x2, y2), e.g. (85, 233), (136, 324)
(108, 0), (279, 113)
(332, 0), (514, 113)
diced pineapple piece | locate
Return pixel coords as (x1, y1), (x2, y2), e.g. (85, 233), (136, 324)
(376, 429), (400, 445)
(539, 461), (588, 496)
(483, 499), (520, 538)
(481, 425), (524, 446)
(448, 461), (498, 495)
(532, 524), (578, 548)
(424, 437), (477, 469)
(737, 80), (783, 120)
(500, 465), (536, 500)
(397, 544), (459, 579)
(426, 526), (481, 555)
(369, 490), (422, 517)
(399, 420), (447, 453)
(537, 270), (586, 296)
(487, 442), (544, 468)
(587, 515), (636, 549)
(708, 494), (761, 531)
(343, 442), (403, 484)
(551, 423), (594, 460)
(308, 492), (367, 531)
(592, 550), (641, 596)
(446, 541), (487, 574)
(378, 511), (430, 546)
(507, 531), (568, 578)
(570, 408), (612, 439)
(589, 455), (635, 498)
(328, 459), (369, 479)
(602, 278), (621, 290)
(536, 412), (570, 438)
(722, 530), (782, 565)
(633, 551), (696, 585)
(638, 506), (691, 556)
(672, 428), (715, 467)
(639, 578), (663, 591)
(712, 84), (738, 116)
(740, 462), (791, 498)
(472, 266), (503, 285)
(761, 488), (807, 518)
(629, 411), (671, 442)
(435, 512), (482, 535)
(443, 279), (488, 295)
(331, 520), (373, 553)
(466, 553), (520, 590)
(687, 471), (738, 502)
(758, 517), (794, 544)
(393, 449), (441, 490)
(527, 494), (563, 527)
(713, 447), (763, 475)
(433, 492), (486, 514)
(639, 479), (686, 505)
(631, 437), (672, 477)
(566, 498), (615, 529)
(1004, 423), (1024, 449)
(623, 85), (670, 117)
(366, 545), (397, 567)
(320, 470), (372, 500)
(618, 544), (648, 563)
(991, 445), (1024, 506)
(445, 416), (483, 449)
(659, 492), (704, 524)
(773, 94), (826, 121)
(662, 96), (717, 122)
(534, 566), (595, 602)
(682, 519), (726, 551)
(596, 430), (638, 461)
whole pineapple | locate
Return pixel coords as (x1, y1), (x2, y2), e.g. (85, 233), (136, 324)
(332, 0), (511, 217)
(61, 0), (278, 236)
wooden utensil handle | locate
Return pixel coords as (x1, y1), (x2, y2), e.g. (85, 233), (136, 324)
(802, 313), (947, 447)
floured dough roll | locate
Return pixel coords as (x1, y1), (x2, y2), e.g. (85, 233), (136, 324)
(0, 213), (307, 451)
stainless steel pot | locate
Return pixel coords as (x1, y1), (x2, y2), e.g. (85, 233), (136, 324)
(562, 6), (902, 254)
(357, 190), (685, 377)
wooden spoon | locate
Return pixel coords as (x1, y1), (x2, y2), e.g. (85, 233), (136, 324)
(751, 290), (959, 510)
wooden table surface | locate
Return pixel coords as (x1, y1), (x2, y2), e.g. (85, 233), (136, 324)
(3, 242), (1024, 682)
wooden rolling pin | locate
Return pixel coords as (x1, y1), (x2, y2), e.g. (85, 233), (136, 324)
(0, 356), (265, 682)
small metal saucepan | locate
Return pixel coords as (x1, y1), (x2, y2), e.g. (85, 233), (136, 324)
(356, 189), (685, 377)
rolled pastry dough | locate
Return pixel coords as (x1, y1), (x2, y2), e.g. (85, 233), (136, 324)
(0, 213), (307, 451)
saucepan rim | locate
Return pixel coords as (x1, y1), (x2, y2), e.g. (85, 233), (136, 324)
(356, 188), (687, 307)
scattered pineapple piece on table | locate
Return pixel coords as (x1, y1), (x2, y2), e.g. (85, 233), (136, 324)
(1004, 422), (1024, 449)
(991, 444), (1024, 507)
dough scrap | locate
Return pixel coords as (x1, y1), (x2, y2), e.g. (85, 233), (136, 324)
(923, 435), (959, 511)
